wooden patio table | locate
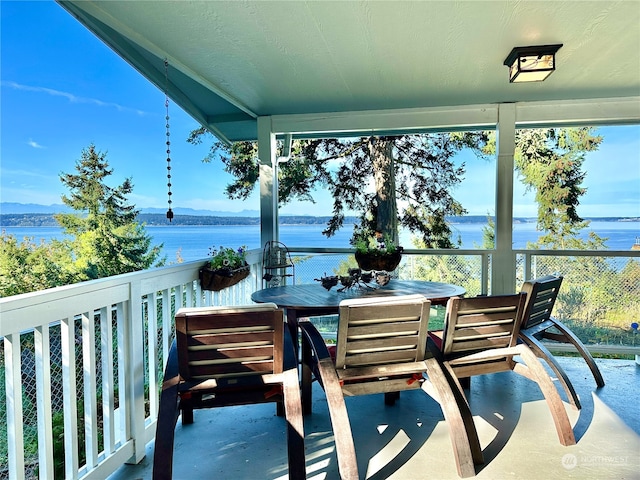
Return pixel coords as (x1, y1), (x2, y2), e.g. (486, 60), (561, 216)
(251, 280), (466, 413)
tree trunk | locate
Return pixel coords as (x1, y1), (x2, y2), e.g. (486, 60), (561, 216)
(370, 138), (399, 245)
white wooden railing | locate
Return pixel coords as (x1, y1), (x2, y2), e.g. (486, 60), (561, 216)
(0, 252), (262, 480)
(1, 247), (638, 479)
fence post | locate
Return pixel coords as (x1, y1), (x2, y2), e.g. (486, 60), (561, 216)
(125, 281), (147, 464)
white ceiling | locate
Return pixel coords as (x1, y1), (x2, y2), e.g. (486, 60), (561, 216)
(59, 1), (640, 142)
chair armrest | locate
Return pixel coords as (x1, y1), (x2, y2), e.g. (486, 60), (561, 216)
(299, 319), (359, 480)
(299, 319), (332, 362)
(280, 325), (307, 479)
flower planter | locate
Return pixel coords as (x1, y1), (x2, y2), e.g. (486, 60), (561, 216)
(354, 251), (402, 272)
(199, 264), (250, 291)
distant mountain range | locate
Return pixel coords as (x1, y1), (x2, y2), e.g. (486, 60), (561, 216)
(0, 202), (260, 217)
(1, 203), (637, 228)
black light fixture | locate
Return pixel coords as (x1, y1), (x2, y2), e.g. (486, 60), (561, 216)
(503, 44), (563, 83)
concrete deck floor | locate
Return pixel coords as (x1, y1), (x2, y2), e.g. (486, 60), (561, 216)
(110, 357), (640, 480)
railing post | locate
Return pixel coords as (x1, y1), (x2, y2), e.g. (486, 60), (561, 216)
(481, 253), (490, 295)
(523, 252), (532, 282)
(125, 281), (147, 464)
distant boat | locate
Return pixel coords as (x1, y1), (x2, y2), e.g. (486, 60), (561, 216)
(633, 236), (640, 251)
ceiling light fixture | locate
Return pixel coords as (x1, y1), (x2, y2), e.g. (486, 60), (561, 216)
(503, 44), (563, 83)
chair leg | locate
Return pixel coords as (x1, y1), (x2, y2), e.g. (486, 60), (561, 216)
(301, 333), (314, 415)
(425, 357), (483, 478)
(520, 331), (582, 410)
(515, 345), (576, 446)
(281, 367), (307, 479)
(317, 357), (359, 480)
(384, 391), (400, 405)
(549, 319), (605, 388)
(180, 397), (194, 424)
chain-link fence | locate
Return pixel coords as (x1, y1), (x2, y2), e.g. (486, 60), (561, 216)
(291, 250), (639, 347)
(517, 253), (640, 347)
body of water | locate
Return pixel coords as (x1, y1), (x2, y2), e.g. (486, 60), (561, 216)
(2, 221), (639, 263)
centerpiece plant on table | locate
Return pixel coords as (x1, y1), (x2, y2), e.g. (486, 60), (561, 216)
(353, 230), (403, 272)
(199, 245), (250, 291)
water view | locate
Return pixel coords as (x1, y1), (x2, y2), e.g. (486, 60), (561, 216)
(3, 220), (639, 263)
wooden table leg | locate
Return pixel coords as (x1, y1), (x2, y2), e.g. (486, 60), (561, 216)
(285, 308), (300, 357)
(301, 331), (313, 415)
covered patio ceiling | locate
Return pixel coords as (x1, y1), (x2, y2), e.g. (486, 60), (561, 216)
(59, 1), (640, 144)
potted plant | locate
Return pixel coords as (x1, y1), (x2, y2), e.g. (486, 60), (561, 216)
(199, 245), (250, 291)
(353, 231), (403, 272)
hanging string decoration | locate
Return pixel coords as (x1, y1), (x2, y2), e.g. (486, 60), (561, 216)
(164, 59), (174, 221)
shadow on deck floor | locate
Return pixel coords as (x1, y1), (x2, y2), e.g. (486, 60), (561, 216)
(110, 357), (639, 480)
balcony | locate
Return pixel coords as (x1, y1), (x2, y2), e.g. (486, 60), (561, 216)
(1, 248), (638, 479)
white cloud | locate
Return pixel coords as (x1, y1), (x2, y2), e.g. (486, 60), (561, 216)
(2, 81), (150, 116)
(27, 139), (45, 149)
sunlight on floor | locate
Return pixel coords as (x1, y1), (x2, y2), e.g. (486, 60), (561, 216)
(365, 429), (411, 478)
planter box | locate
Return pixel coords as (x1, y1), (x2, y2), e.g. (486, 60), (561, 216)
(199, 265), (250, 291)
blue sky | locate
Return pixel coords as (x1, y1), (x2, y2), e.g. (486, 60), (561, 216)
(2, 1), (639, 218)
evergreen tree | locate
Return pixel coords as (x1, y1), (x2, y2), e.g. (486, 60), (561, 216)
(188, 130), (490, 248)
(56, 144), (164, 279)
(513, 127), (605, 249)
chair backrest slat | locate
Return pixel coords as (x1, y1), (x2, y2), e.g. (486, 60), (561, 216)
(175, 303), (283, 381)
(335, 294), (430, 369)
(520, 275), (563, 329)
(442, 294), (526, 356)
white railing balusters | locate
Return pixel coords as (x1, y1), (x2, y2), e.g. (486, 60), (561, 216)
(116, 302), (127, 447)
(100, 305), (115, 455)
(35, 325), (54, 479)
(5, 333), (25, 480)
(81, 311), (99, 470)
(147, 292), (159, 419)
(61, 316), (79, 479)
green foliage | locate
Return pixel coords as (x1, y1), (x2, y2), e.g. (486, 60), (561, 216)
(0, 233), (77, 296)
(479, 214), (495, 249)
(352, 230), (400, 255)
(408, 238), (483, 297)
(55, 144), (165, 280)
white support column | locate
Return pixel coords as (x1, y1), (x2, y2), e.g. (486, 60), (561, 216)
(258, 116), (278, 249)
(492, 103), (517, 294)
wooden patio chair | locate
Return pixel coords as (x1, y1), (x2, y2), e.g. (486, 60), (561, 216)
(520, 275), (605, 410)
(427, 294), (576, 451)
(152, 304), (306, 480)
(300, 294), (483, 479)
